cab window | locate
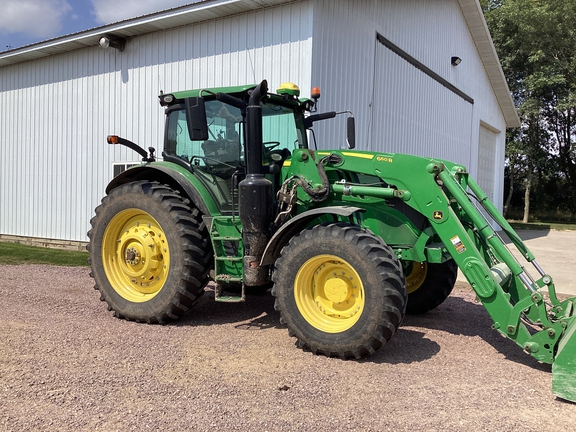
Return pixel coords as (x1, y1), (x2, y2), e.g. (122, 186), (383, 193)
(166, 100), (243, 180)
(261, 103), (303, 159)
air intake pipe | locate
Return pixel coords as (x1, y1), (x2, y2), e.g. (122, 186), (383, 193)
(239, 80), (273, 286)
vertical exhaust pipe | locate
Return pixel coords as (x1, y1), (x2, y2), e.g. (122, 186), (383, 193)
(239, 80), (273, 286)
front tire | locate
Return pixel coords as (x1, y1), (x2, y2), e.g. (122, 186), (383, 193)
(403, 260), (458, 314)
(272, 224), (406, 359)
(87, 181), (212, 323)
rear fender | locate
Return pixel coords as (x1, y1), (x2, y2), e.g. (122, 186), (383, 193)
(105, 164), (217, 216)
(260, 206), (365, 266)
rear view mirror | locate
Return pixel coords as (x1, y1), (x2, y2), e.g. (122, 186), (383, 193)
(185, 97), (209, 141)
(347, 116), (355, 149)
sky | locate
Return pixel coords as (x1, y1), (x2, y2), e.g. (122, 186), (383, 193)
(0, 0), (197, 51)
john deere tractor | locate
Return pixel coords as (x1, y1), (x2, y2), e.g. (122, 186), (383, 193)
(88, 80), (576, 401)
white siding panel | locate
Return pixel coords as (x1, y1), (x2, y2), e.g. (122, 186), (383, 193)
(0, 1), (313, 242)
(371, 40), (473, 164)
(310, 0), (507, 207)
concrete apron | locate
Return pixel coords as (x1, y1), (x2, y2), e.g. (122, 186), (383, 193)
(456, 229), (576, 296)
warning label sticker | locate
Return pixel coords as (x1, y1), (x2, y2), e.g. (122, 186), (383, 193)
(450, 236), (466, 254)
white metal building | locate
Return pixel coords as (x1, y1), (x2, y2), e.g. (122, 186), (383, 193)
(0, 0), (518, 248)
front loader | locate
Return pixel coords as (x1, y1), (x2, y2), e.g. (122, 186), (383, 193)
(88, 80), (576, 401)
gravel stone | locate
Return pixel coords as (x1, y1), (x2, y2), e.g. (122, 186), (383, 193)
(1, 264), (576, 431)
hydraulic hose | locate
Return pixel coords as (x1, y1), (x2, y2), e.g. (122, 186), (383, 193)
(293, 154), (334, 202)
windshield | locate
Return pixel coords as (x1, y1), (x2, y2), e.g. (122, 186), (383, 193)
(166, 99), (305, 164)
(164, 97), (305, 212)
(261, 102), (305, 153)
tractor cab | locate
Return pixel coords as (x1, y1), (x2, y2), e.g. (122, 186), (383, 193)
(159, 83), (310, 213)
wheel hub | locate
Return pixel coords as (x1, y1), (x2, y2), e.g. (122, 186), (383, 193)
(125, 247), (140, 265)
(322, 275), (352, 304)
(295, 255), (364, 333)
(118, 227), (164, 286)
(102, 210), (170, 301)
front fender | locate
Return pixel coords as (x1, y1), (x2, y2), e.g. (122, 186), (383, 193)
(260, 206), (365, 266)
(105, 163), (217, 216)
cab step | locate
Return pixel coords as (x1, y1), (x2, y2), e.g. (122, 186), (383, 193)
(214, 282), (245, 303)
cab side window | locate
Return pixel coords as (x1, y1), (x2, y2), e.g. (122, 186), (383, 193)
(165, 100), (244, 212)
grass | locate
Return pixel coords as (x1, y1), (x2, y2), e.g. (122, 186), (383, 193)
(0, 242), (89, 266)
(2, 218), (576, 266)
(508, 221), (576, 231)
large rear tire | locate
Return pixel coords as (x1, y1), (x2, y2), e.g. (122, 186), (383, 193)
(404, 260), (458, 314)
(87, 181), (212, 323)
(271, 224), (406, 359)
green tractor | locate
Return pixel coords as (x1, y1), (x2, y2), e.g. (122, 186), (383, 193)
(88, 80), (576, 401)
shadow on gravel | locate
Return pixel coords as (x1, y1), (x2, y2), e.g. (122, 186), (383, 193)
(172, 285), (550, 372)
(174, 286), (281, 330)
(374, 328), (442, 364)
(399, 293), (550, 372)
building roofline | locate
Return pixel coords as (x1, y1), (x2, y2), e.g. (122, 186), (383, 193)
(0, 0), (519, 128)
(457, 0), (520, 128)
(0, 0), (290, 68)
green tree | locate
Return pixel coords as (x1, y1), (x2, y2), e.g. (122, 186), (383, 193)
(503, 118), (550, 221)
(483, 0), (576, 219)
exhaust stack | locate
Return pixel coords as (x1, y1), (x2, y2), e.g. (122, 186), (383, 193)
(239, 80), (273, 286)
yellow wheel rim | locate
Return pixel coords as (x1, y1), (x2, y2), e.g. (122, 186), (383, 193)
(102, 209), (170, 302)
(294, 254), (364, 333)
(404, 261), (428, 294)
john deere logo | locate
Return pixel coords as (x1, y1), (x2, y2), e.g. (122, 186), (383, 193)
(433, 211), (444, 220)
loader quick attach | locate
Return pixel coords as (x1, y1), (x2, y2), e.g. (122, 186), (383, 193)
(88, 80), (576, 401)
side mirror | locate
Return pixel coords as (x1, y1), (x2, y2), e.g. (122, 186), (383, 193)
(347, 116), (355, 149)
(185, 97), (209, 141)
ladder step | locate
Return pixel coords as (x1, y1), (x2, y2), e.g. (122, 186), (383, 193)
(215, 276), (243, 283)
(215, 295), (245, 303)
(212, 236), (242, 241)
(214, 282), (245, 303)
(215, 256), (242, 262)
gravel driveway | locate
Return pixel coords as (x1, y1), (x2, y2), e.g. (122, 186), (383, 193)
(1, 264), (575, 431)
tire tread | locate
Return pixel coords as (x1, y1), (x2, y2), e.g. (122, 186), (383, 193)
(272, 223), (407, 359)
(87, 181), (212, 323)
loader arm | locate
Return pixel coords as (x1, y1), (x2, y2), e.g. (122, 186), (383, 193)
(282, 148), (576, 401)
